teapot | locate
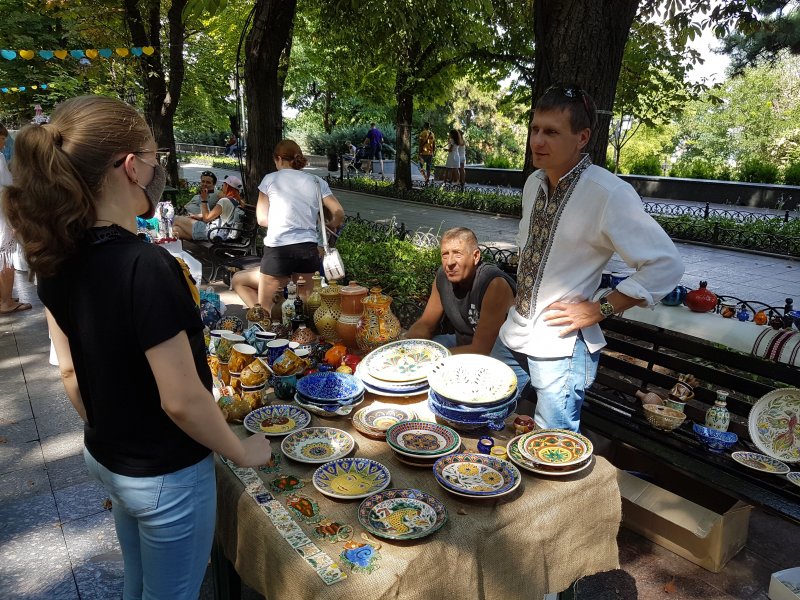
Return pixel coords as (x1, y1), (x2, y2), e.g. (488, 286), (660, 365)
(661, 285), (688, 307)
(685, 281), (718, 313)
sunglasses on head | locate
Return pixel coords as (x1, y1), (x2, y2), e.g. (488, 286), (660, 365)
(547, 86), (591, 117)
(113, 148), (170, 168)
(201, 170), (215, 178)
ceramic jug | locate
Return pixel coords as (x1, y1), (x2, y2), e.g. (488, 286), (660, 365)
(660, 285), (688, 307)
(355, 287), (401, 353)
(314, 280), (342, 341)
(336, 281), (368, 350)
(685, 281), (718, 313)
(705, 390), (731, 432)
(306, 272), (323, 322)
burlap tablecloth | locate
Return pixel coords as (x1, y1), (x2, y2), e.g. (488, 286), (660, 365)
(215, 395), (621, 600)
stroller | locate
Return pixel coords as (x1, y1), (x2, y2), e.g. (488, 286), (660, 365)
(343, 146), (370, 174)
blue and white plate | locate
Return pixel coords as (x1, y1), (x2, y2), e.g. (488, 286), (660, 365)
(358, 488), (447, 540)
(243, 404), (311, 436)
(787, 472), (800, 489)
(296, 372), (364, 403)
(731, 451), (790, 475)
(294, 393), (364, 417)
(433, 453), (521, 497)
(313, 458), (391, 499)
(281, 427), (355, 463)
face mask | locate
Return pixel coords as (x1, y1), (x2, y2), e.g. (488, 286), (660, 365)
(137, 161), (167, 219)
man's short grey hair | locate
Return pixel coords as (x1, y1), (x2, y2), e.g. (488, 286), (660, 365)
(441, 227), (479, 250)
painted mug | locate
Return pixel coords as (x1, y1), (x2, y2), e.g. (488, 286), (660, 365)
(266, 338), (291, 366)
(477, 436), (495, 454)
(229, 343), (258, 373)
(216, 332), (245, 363)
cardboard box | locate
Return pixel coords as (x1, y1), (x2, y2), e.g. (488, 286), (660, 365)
(769, 567), (800, 600)
(607, 442), (752, 573)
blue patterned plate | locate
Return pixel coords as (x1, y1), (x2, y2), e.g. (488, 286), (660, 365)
(386, 420), (461, 457)
(433, 453), (521, 497)
(313, 458), (391, 499)
(363, 339), (450, 383)
(731, 451), (790, 475)
(294, 393), (364, 417)
(296, 372), (365, 403)
(358, 488), (447, 541)
(281, 427), (355, 464)
(243, 404), (311, 436)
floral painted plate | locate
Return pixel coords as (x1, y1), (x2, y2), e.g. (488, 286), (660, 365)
(385, 420), (461, 457)
(747, 388), (800, 463)
(356, 363), (431, 392)
(313, 458), (391, 500)
(432, 453), (521, 497)
(296, 372), (365, 403)
(427, 354), (517, 406)
(507, 434), (593, 477)
(358, 488), (447, 541)
(281, 427), (355, 464)
(362, 380), (430, 398)
(295, 394), (364, 417)
(518, 429), (593, 467)
(363, 339), (450, 383)
(243, 404), (311, 436)
(352, 405), (415, 438)
(731, 451), (790, 475)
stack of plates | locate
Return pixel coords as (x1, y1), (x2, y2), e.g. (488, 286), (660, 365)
(294, 372), (365, 417)
(432, 453), (522, 498)
(507, 429), (595, 476)
(384, 420), (462, 467)
(352, 404), (416, 439)
(356, 339), (450, 397)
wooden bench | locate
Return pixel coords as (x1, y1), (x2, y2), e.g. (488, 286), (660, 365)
(180, 204), (262, 283)
(582, 316), (800, 523)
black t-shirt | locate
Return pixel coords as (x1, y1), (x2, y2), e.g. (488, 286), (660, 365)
(38, 226), (211, 477)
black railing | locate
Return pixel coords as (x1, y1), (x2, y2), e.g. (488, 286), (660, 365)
(644, 201), (799, 223)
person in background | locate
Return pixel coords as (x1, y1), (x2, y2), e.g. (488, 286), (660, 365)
(418, 122), (436, 185)
(457, 130), (467, 189)
(182, 170), (221, 215)
(494, 84), (684, 432)
(405, 227), (516, 357)
(363, 123), (385, 176)
(443, 129), (461, 185)
(224, 133), (238, 157)
(2, 95), (270, 599)
(173, 175), (244, 241)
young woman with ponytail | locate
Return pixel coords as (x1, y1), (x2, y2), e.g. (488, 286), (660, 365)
(1, 96), (271, 600)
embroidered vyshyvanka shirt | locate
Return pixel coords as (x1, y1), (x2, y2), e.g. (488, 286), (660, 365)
(499, 156), (684, 358)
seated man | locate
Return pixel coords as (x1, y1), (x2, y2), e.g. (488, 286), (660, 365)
(183, 170), (222, 215)
(173, 175), (244, 241)
(405, 227), (516, 355)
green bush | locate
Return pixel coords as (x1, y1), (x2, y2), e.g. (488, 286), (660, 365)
(671, 159), (719, 180)
(483, 154), (512, 169)
(783, 162), (800, 186)
(304, 125), (396, 158)
(186, 155), (240, 170)
(628, 156), (663, 176)
(738, 158), (779, 184)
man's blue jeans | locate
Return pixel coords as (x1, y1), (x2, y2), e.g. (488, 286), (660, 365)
(492, 336), (599, 432)
(84, 449), (216, 600)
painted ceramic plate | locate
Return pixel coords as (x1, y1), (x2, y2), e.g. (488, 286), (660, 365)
(296, 372), (365, 403)
(353, 405), (415, 435)
(507, 434), (593, 477)
(313, 458), (391, 500)
(358, 488), (448, 541)
(243, 404), (311, 436)
(427, 354), (517, 406)
(731, 451), (790, 475)
(393, 446), (461, 467)
(363, 339), (450, 383)
(281, 427), (355, 464)
(362, 380), (430, 398)
(747, 388), (800, 463)
(356, 363), (431, 393)
(432, 453), (521, 497)
(295, 393), (364, 417)
(518, 429), (593, 467)
(386, 420), (461, 457)
(786, 472), (800, 489)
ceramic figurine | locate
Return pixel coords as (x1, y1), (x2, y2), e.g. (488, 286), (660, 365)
(314, 280), (341, 341)
(282, 281), (298, 326)
(336, 281), (368, 350)
(754, 310), (768, 326)
(685, 281), (718, 313)
(270, 287), (285, 324)
(720, 302), (737, 318)
(356, 287), (402, 353)
(705, 390), (731, 432)
(306, 272), (323, 322)
(661, 285), (688, 307)
(736, 306), (750, 322)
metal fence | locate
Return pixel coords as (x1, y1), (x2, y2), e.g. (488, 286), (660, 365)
(644, 201), (799, 223)
(176, 143), (227, 157)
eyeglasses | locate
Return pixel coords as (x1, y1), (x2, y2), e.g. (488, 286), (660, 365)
(112, 148), (170, 168)
(547, 86), (591, 118)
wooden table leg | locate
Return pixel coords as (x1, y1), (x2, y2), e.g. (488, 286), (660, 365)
(211, 539), (242, 600)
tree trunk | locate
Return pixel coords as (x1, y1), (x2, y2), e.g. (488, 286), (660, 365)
(323, 90), (335, 134)
(394, 86), (414, 191)
(523, 0), (640, 179)
(244, 0), (297, 203)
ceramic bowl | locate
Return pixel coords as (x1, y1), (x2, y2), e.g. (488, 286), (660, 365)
(643, 404), (686, 431)
(296, 390), (365, 411)
(429, 389), (518, 416)
(428, 398), (516, 432)
(295, 371), (365, 403)
(693, 423), (738, 452)
(427, 354), (517, 406)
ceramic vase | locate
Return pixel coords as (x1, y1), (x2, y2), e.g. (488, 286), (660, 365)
(705, 390), (731, 432)
(306, 272), (323, 323)
(270, 287), (285, 324)
(685, 281), (718, 313)
(246, 303), (270, 329)
(355, 287), (401, 353)
(282, 282), (298, 326)
(314, 281), (341, 341)
(291, 324), (317, 348)
(336, 281), (368, 351)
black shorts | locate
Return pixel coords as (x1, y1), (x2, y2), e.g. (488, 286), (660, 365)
(369, 146), (383, 160)
(260, 242), (319, 277)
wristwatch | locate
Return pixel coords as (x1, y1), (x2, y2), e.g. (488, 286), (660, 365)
(599, 293), (615, 319)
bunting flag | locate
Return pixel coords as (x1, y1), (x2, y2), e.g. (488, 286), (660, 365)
(0, 47), (156, 61)
(0, 83), (51, 93)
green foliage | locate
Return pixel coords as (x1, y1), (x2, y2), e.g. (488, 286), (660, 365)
(738, 158), (780, 184)
(187, 154), (240, 169)
(629, 156), (664, 176)
(303, 124), (396, 157)
(670, 158), (724, 180)
(784, 162), (800, 186)
(483, 154), (512, 169)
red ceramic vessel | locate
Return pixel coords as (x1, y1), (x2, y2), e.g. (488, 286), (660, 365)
(685, 281), (718, 313)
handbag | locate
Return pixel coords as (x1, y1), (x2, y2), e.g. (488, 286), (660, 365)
(315, 177), (346, 281)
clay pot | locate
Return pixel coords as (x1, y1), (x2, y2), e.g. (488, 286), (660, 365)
(635, 390), (664, 406)
(754, 310), (768, 326)
(336, 281), (367, 350)
(685, 281), (718, 313)
(356, 287), (402, 353)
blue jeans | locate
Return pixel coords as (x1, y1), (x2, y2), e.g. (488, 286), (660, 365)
(84, 449), (216, 600)
(493, 336), (599, 432)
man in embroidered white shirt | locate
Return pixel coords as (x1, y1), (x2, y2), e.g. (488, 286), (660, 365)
(495, 85), (684, 432)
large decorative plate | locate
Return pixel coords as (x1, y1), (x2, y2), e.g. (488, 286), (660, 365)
(313, 458), (391, 499)
(353, 405), (415, 435)
(787, 472), (800, 489)
(356, 363), (430, 393)
(731, 451), (790, 475)
(432, 453), (521, 497)
(386, 420), (461, 457)
(747, 388), (800, 463)
(427, 354), (517, 406)
(363, 339), (450, 383)
(358, 488), (447, 541)
(507, 435), (593, 477)
(295, 393), (364, 417)
(296, 372), (365, 403)
(281, 427), (355, 464)
(518, 429), (593, 467)
(243, 404), (311, 436)
(362, 380), (429, 398)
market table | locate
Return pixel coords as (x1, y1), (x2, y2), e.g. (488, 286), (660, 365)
(212, 394), (622, 600)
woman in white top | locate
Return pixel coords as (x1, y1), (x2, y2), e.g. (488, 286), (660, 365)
(0, 124), (31, 314)
(253, 140), (344, 312)
(457, 131), (467, 188)
(444, 129), (461, 184)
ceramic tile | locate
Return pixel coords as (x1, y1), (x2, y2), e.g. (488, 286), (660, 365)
(47, 453), (93, 492)
(0, 465), (51, 502)
(54, 480), (109, 524)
